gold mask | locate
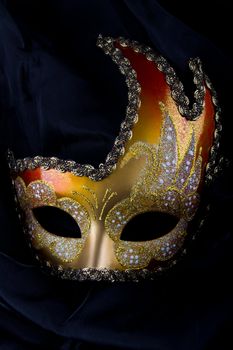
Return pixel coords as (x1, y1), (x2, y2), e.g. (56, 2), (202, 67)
(7, 36), (221, 281)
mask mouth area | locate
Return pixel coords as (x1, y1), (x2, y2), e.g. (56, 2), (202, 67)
(119, 211), (180, 242)
(32, 206), (82, 238)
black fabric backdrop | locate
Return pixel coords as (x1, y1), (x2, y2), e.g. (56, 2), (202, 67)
(0, 1), (232, 349)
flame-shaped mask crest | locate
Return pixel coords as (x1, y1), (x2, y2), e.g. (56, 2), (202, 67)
(7, 36), (221, 281)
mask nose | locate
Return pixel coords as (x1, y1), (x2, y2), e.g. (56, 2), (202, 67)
(76, 221), (122, 269)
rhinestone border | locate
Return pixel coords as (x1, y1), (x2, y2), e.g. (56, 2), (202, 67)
(41, 262), (174, 282)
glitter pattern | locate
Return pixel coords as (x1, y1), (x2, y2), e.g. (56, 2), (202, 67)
(175, 133), (196, 190)
(184, 157), (202, 195)
(156, 113), (178, 189)
(152, 219), (187, 261)
(26, 180), (57, 208)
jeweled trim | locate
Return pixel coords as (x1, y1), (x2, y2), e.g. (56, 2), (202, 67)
(6, 35), (212, 182)
(115, 35), (205, 121)
(40, 262), (177, 282)
(203, 74), (223, 185)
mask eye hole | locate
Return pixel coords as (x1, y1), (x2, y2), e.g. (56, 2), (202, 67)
(32, 206), (82, 238)
(120, 211), (179, 242)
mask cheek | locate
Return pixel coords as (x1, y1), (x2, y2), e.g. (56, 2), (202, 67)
(151, 218), (188, 261)
(114, 219), (188, 268)
(115, 241), (152, 269)
(24, 209), (85, 263)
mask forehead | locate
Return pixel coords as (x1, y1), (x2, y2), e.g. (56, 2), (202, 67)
(19, 42), (215, 214)
(19, 154), (146, 221)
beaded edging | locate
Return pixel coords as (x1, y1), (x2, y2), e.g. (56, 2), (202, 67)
(40, 261), (176, 282)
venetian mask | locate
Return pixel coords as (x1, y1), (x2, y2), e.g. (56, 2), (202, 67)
(7, 35), (221, 281)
